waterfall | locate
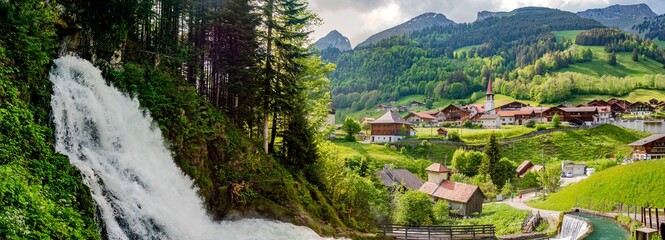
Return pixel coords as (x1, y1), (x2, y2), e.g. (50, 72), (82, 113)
(50, 56), (327, 240)
(555, 215), (592, 240)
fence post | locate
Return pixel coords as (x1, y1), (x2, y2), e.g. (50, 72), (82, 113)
(650, 208), (653, 228)
(657, 209), (660, 232)
(405, 227), (408, 239)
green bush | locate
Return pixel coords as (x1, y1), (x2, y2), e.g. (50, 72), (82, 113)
(393, 191), (433, 225)
(525, 119), (536, 128)
(448, 130), (461, 141)
(463, 119), (474, 128)
(536, 125), (547, 131)
(432, 200), (450, 224)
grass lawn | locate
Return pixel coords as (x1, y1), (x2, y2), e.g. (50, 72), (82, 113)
(552, 30), (584, 43)
(455, 203), (530, 236)
(415, 125), (541, 145)
(655, 39), (665, 48)
(557, 45), (665, 77)
(502, 124), (649, 164)
(454, 44), (482, 52)
(528, 159), (665, 211)
(330, 141), (434, 178)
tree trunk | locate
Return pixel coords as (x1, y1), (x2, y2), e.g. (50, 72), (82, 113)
(262, 0), (274, 154)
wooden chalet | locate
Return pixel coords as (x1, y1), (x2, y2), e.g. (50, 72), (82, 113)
(586, 99), (610, 107)
(496, 101), (530, 111)
(397, 105), (409, 112)
(404, 112), (436, 125)
(419, 163), (484, 216)
(608, 98), (631, 110)
(369, 110), (414, 143)
(516, 160), (543, 178)
(629, 102), (655, 116)
(543, 107), (598, 125)
(441, 104), (471, 123)
(628, 134), (665, 160)
(497, 109), (535, 125)
(410, 101), (426, 107)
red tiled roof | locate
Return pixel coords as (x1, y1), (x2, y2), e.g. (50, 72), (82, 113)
(516, 160), (533, 174)
(425, 163), (449, 173)
(419, 181), (483, 203)
(370, 110), (411, 125)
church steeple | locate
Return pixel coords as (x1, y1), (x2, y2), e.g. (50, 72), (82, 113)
(485, 75), (495, 114)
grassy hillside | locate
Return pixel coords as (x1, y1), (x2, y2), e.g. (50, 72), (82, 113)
(502, 125), (649, 163)
(557, 45), (665, 77)
(472, 94), (542, 107)
(331, 141), (436, 179)
(529, 160), (665, 211)
(562, 89), (665, 105)
(415, 125), (548, 145)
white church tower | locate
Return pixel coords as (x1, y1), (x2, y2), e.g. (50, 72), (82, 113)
(485, 75), (495, 114)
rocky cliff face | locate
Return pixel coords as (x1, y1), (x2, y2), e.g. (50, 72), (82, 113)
(577, 4), (657, 31)
(476, 10), (508, 21)
(313, 30), (352, 52)
(356, 12), (456, 48)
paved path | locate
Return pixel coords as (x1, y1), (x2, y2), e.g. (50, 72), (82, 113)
(497, 192), (561, 231)
(560, 175), (588, 187)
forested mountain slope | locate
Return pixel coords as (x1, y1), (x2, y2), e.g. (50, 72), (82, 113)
(356, 12), (456, 48)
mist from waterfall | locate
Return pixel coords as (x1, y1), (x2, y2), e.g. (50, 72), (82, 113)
(50, 55), (327, 240)
(555, 214), (591, 240)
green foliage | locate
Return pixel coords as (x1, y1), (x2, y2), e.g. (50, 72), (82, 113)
(609, 51), (617, 66)
(541, 167), (562, 193)
(632, 48), (639, 62)
(515, 171), (542, 190)
(462, 119), (473, 128)
(432, 200), (450, 224)
(501, 180), (514, 195)
(342, 117), (361, 141)
(536, 125), (547, 131)
(457, 204), (529, 235)
(525, 119), (536, 128)
(494, 159), (516, 189)
(448, 130), (461, 141)
(529, 160), (665, 211)
(480, 133), (509, 187)
(393, 191), (433, 225)
(451, 149), (484, 177)
(552, 113), (561, 128)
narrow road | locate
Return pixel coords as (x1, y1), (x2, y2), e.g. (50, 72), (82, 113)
(496, 192), (561, 229)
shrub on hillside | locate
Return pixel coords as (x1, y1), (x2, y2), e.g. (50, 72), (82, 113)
(448, 130), (461, 141)
(432, 200), (450, 224)
(536, 125), (547, 131)
(393, 191), (433, 225)
(525, 119), (536, 128)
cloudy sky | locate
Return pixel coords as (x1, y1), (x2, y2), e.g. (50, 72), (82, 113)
(308, 0), (665, 47)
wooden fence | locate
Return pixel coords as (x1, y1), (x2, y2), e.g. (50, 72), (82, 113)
(380, 224), (495, 239)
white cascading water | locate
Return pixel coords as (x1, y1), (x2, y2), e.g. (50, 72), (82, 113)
(555, 215), (591, 240)
(50, 56), (328, 240)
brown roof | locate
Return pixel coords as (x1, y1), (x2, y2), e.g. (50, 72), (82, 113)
(419, 181), (483, 203)
(425, 163), (449, 173)
(370, 110), (411, 125)
(597, 106), (611, 113)
(406, 111), (436, 120)
(516, 160), (534, 174)
(560, 107), (598, 113)
(497, 109), (534, 117)
(377, 169), (424, 190)
(628, 134), (665, 146)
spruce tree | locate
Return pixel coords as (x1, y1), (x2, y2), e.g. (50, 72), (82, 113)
(479, 133), (501, 181)
(608, 51), (617, 66)
(632, 48), (639, 62)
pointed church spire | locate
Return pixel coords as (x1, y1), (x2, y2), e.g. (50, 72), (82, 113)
(485, 74), (495, 114)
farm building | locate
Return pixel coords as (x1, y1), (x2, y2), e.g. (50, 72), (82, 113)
(404, 112), (437, 125)
(369, 110), (415, 143)
(516, 160), (543, 177)
(377, 166), (423, 191)
(561, 162), (586, 177)
(419, 163), (484, 216)
(628, 134), (665, 160)
(479, 114), (500, 129)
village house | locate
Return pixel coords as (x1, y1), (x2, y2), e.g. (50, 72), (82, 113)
(404, 112), (437, 126)
(410, 101), (426, 107)
(629, 102), (655, 117)
(628, 134), (665, 160)
(521, 106), (550, 123)
(369, 110), (415, 143)
(515, 160), (543, 177)
(397, 105), (409, 112)
(419, 163), (484, 216)
(543, 107), (598, 126)
(377, 165), (423, 191)
(596, 106), (612, 124)
(479, 114), (501, 129)
(377, 104), (388, 111)
(440, 104), (471, 123)
(496, 101), (530, 111)
(431, 111), (446, 123)
(497, 109), (535, 125)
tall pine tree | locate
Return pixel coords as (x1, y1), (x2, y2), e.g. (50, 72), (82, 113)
(479, 133), (502, 185)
